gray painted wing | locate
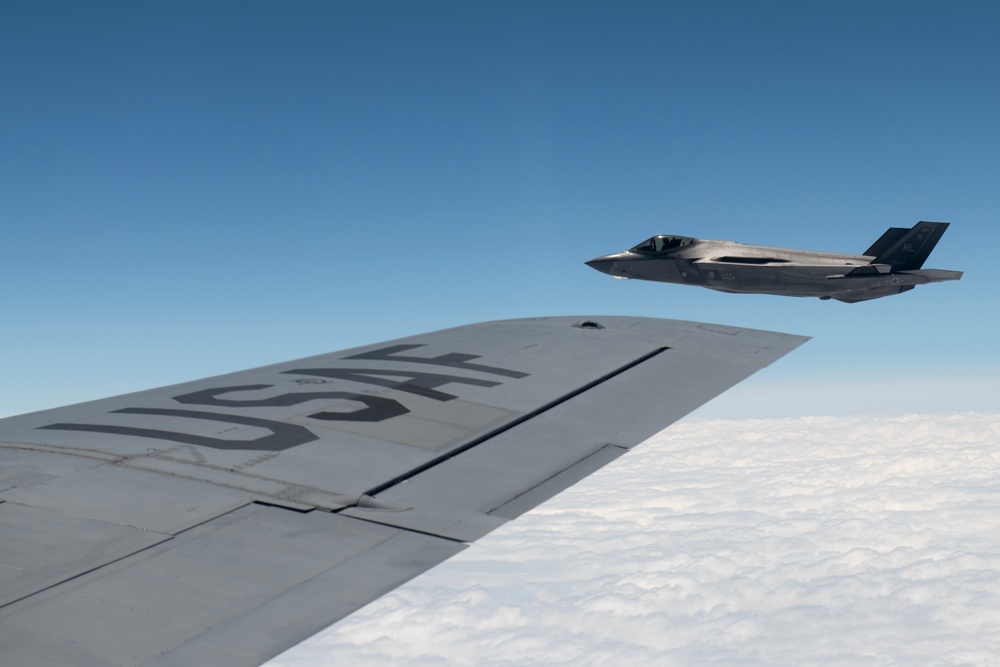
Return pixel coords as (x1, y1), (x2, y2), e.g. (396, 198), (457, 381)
(0, 316), (807, 666)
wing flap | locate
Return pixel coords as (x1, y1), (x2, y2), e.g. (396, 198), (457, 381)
(0, 501), (171, 609)
(0, 504), (462, 667)
(488, 443), (628, 520)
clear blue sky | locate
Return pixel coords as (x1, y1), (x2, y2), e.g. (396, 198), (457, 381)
(3, 1), (998, 417)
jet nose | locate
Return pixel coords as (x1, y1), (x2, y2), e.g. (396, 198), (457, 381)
(585, 253), (620, 275)
(586, 253), (631, 279)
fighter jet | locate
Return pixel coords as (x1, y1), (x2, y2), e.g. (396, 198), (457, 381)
(586, 221), (962, 303)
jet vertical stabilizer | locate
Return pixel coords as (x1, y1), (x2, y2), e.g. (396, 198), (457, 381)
(863, 227), (909, 257)
(871, 221), (950, 270)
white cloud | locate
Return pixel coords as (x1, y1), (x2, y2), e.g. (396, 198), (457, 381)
(689, 373), (1000, 418)
(267, 412), (1000, 667)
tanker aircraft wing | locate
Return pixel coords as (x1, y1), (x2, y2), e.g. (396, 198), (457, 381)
(0, 316), (805, 666)
(587, 221), (962, 302)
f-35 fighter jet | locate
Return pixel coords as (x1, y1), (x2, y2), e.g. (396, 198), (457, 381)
(586, 221), (962, 303)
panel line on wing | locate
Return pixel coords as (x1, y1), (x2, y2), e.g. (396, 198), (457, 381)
(356, 347), (669, 499)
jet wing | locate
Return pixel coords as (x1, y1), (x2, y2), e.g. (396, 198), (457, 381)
(0, 316), (806, 666)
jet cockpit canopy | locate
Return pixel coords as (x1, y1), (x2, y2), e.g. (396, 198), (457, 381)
(630, 235), (695, 254)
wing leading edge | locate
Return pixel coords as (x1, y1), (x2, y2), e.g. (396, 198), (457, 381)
(0, 316), (807, 666)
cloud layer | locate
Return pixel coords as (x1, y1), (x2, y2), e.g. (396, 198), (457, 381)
(268, 413), (1000, 666)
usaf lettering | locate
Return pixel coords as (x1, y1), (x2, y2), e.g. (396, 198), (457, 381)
(41, 345), (527, 451)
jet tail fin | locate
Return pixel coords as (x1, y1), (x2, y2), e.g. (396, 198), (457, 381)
(867, 221), (950, 270)
(864, 227), (909, 257)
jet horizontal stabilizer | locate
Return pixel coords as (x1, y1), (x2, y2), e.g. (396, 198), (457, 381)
(903, 268), (964, 281)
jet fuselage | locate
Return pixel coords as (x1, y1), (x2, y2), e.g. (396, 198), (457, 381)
(586, 223), (962, 303)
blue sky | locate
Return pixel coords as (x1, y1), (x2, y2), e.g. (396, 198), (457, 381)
(3, 1), (998, 417)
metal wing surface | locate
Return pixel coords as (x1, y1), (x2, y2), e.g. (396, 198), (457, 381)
(0, 316), (806, 666)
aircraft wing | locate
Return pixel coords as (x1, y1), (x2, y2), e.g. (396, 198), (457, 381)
(0, 316), (806, 666)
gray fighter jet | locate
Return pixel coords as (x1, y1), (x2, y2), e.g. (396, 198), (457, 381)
(587, 221), (962, 303)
